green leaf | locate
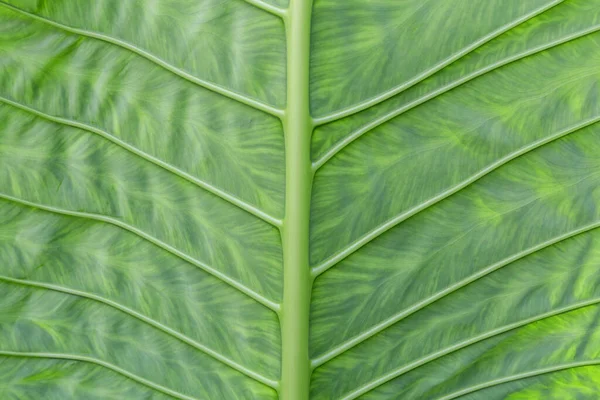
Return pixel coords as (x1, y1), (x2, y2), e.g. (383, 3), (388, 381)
(1, 0), (600, 399)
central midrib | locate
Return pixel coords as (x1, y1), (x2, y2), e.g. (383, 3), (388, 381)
(280, 0), (314, 399)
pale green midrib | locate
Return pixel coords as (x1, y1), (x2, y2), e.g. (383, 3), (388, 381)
(0, 96), (282, 228)
(0, 193), (280, 312)
(310, 0), (564, 127)
(435, 361), (600, 400)
(0, 275), (278, 389)
(0, 351), (197, 400)
(279, 0), (313, 399)
(311, 114), (600, 278)
(311, 23), (600, 171)
(242, 0), (287, 17)
(311, 173), (600, 368)
(0, 1), (284, 119)
(338, 296), (600, 400)
(4, 2), (583, 399)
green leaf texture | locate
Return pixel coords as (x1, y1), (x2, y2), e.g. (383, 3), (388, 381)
(1, 0), (600, 399)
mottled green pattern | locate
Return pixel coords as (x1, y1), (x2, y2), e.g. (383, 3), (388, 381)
(0, 201), (281, 382)
(0, 357), (173, 399)
(310, 24), (600, 266)
(0, 0), (285, 398)
(310, 0), (600, 398)
(310, 0), (600, 162)
(309, 0), (555, 117)
(2, 0), (286, 108)
(0, 101), (283, 304)
(0, 5), (286, 219)
(2, 0), (600, 398)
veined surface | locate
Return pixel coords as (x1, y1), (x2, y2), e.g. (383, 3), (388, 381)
(1, 0), (600, 399)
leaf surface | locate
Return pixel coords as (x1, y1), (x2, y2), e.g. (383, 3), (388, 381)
(1, 0), (600, 399)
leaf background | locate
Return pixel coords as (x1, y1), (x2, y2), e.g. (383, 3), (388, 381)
(1, 0), (600, 399)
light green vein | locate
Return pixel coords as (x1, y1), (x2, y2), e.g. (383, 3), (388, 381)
(338, 298), (600, 400)
(312, 220), (600, 370)
(0, 351), (197, 400)
(311, 0), (563, 126)
(311, 23), (600, 171)
(435, 361), (600, 400)
(0, 275), (278, 389)
(311, 115), (600, 277)
(0, 193), (281, 313)
(242, 0), (287, 17)
(0, 1), (284, 119)
(0, 96), (282, 228)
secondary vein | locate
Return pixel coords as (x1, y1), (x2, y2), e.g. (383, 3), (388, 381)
(0, 275), (279, 389)
(311, 115), (600, 277)
(242, 0), (287, 17)
(311, 23), (600, 172)
(0, 96), (282, 228)
(0, 193), (281, 313)
(339, 297), (600, 400)
(311, 0), (563, 127)
(434, 360), (600, 400)
(0, 350), (198, 400)
(312, 219), (600, 369)
(0, 1), (284, 119)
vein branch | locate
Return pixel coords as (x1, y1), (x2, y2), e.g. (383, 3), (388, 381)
(311, 23), (600, 171)
(242, 0), (287, 17)
(435, 360), (600, 400)
(313, 220), (600, 370)
(0, 193), (280, 313)
(0, 1), (284, 118)
(0, 350), (199, 400)
(311, 0), (563, 127)
(0, 275), (279, 389)
(0, 96), (282, 228)
(311, 115), (600, 277)
(340, 298), (600, 400)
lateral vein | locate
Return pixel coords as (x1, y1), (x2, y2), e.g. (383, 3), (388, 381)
(313, 219), (600, 370)
(242, 0), (287, 17)
(311, 0), (564, 127)
(312, 23), (600, 171)
(311, 115), (600, 277)
(0, 193), (280, 313)
(312, 169), (600, 368)
(0, 275), (279, 389)
(0, 350), (199, 400)
(0, 1), (284, 118)
(434, 360), (600, 400)
(336, 297), (600, 400)
(0, 96), (282, 228)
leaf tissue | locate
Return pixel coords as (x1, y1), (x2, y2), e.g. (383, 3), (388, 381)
(1, 0), (600, 399)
